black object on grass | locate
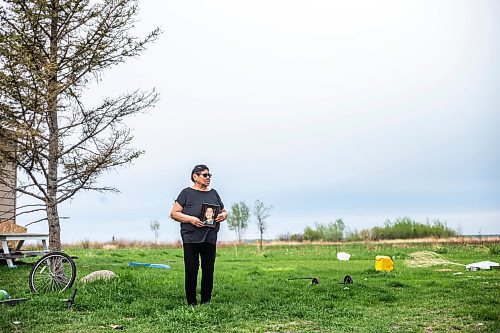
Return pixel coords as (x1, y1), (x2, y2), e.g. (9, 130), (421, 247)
(64, 288), (78, 309)
(288, 277), (320, 285)
(343, 275), (353, 284)
(0, 298), (29, 306)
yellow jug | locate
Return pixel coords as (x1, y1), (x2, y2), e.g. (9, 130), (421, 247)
(375, 255), (394, 272)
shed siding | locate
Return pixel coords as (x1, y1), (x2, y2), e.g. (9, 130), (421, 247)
(0, 137), (16, 223)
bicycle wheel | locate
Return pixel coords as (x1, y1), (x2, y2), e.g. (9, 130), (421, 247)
(29, 252), (76, 293)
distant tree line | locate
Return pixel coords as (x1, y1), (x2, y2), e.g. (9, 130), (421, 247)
(278, 217), (457, 242)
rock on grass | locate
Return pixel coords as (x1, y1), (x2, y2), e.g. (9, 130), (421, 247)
(80, 270), (118, 283)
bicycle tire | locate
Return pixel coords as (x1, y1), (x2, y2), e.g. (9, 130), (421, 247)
(29, 252), (76, 293)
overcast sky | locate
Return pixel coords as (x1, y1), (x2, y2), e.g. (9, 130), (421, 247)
(24, 0), (500, 243)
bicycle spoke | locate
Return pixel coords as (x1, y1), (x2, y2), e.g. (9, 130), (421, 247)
(30, 252), (76, 293)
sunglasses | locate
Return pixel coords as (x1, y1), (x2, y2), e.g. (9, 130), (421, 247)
(198, 173), (212, 178)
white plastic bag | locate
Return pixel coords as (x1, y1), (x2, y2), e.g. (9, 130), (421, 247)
(337, 252), (351, 261)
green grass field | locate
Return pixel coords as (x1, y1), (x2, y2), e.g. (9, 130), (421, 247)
(1, 242), (499, 332)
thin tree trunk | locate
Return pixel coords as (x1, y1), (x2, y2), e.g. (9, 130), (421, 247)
(47, 202), (61, 250)
(47, 0), (61, 251)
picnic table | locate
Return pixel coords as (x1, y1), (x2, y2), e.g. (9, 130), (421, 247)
(0, 233), (49, 268)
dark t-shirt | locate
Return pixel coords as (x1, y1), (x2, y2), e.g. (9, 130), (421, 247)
(175, 187), (224, 244)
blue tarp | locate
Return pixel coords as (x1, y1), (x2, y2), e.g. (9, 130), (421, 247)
(128, 262), (171, 269)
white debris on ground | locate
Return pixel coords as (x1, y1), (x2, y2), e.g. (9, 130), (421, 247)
(80, 270), (118, 283)
(337, 252), (351, 261)
(465, 261), (500, 271)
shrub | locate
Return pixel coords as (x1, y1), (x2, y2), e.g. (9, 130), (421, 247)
(303, 219), (345, 241)
(277, 232), (304, 242)
(289, 233), (304, 242)
(345, 228), (362, 242)
(371, 217), (457, 240)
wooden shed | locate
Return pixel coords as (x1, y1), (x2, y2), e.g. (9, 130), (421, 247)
(0, 136), (16, 224)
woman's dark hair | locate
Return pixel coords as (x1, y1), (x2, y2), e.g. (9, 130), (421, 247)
(191, 164), (209, 182)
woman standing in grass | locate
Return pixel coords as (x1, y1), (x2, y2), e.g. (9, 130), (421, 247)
(170, 164), (228, 305)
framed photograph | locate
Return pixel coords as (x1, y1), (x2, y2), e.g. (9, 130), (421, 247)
(200, 203), (220, 228)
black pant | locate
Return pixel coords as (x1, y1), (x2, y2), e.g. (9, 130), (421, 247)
(182, 242), (216, 305)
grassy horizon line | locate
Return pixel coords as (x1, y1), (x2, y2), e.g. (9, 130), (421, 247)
(48, 235), (500, 250)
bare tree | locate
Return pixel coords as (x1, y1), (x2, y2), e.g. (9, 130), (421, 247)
(253, 199), (272, 250)
(0, 0), (160, 250)
(226, 201), (250, 244)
